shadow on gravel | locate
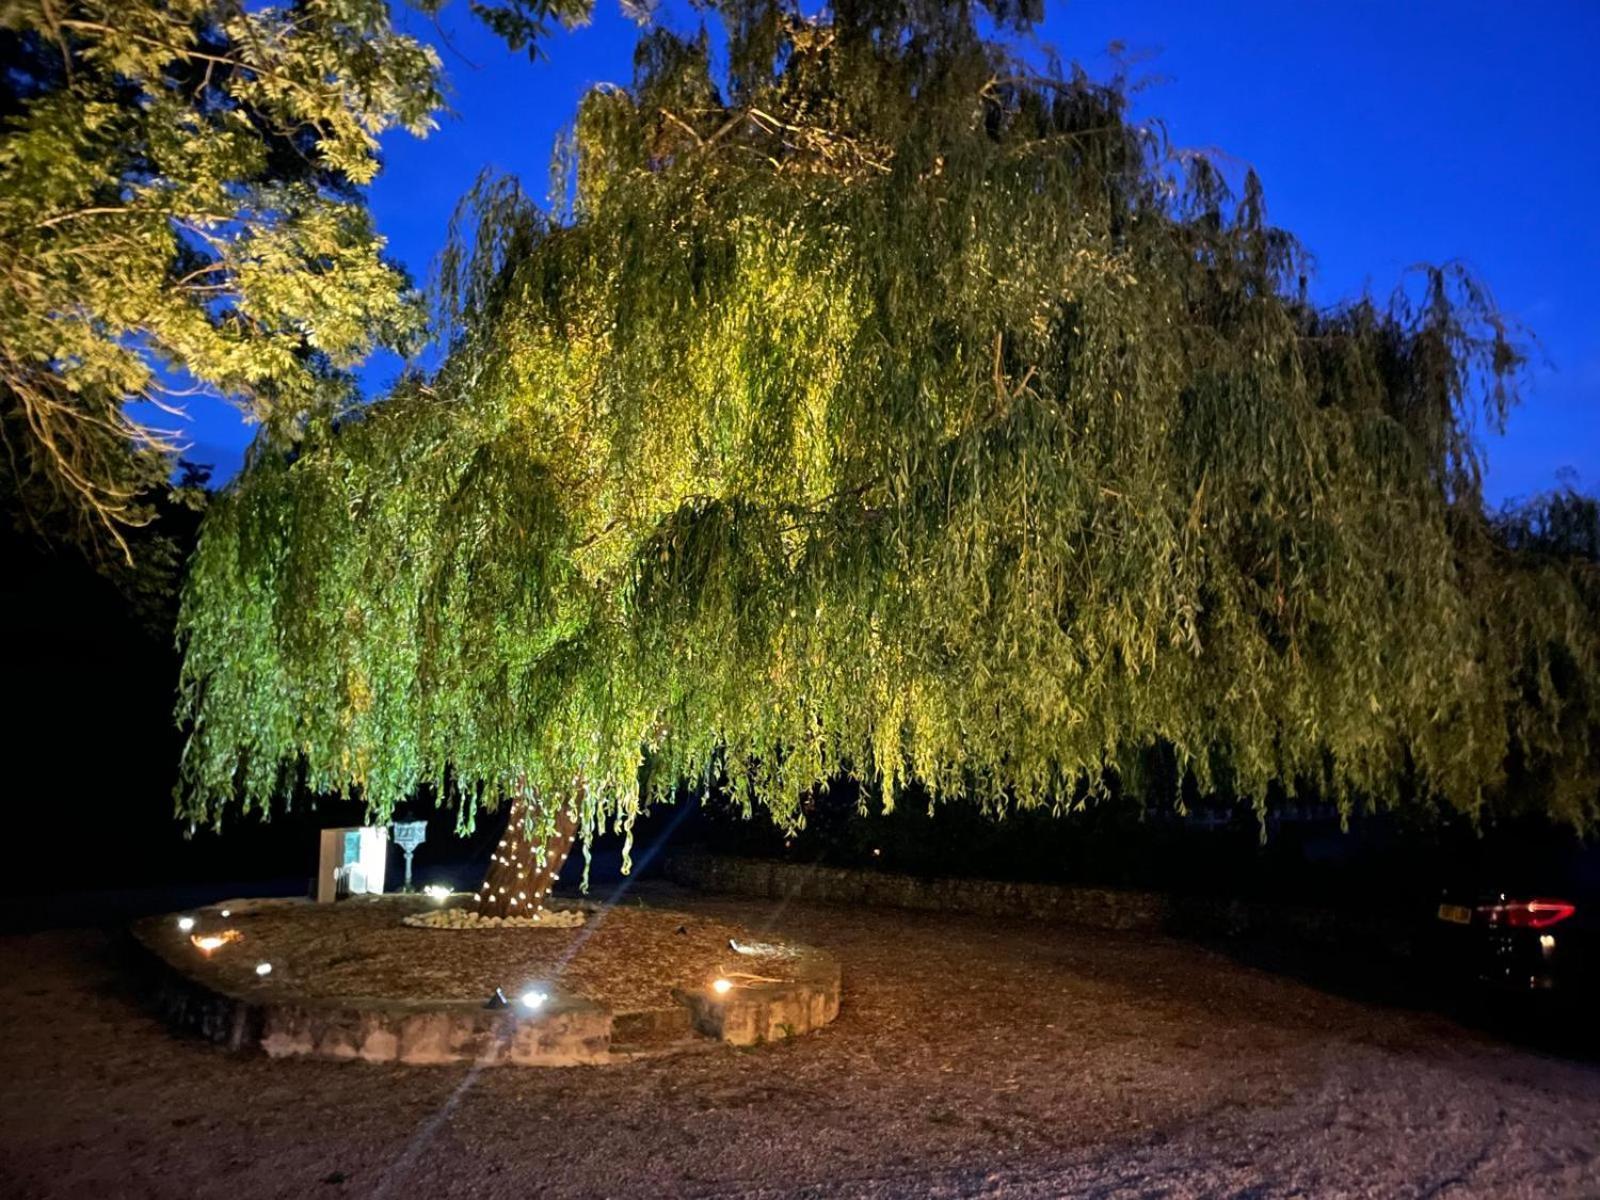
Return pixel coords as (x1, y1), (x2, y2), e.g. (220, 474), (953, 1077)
(1203, 934), (1600, 1063)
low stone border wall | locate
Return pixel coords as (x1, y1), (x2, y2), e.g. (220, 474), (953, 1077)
(133, 918), (613, 1066)
(255, 997), (615, 1066)
(663, 852), (1418, 959)
(666, 853), (1167, 930)
(130, 905), (842, 1066)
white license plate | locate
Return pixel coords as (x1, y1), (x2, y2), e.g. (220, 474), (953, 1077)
(1437, 903), (1472, 925)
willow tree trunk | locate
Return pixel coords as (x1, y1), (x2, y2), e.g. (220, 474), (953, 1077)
(473, 790), (578, 920)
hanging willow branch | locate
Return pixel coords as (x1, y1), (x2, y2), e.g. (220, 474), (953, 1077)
(175, 0), (1599, 860)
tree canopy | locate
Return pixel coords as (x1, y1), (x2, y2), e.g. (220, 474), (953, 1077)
(175, 0), (1600, 859)
(0, 0), (589, 560)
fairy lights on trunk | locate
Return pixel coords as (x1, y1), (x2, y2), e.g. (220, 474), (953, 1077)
(473, 789), (579, 921)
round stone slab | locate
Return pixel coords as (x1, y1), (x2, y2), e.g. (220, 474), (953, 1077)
(402, 907), (587, 930)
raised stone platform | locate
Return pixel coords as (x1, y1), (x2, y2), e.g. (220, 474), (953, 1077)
(677, 954), (841, 1047)
(131, 897), (840, 1067)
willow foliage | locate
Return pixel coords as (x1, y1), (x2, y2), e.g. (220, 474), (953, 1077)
(177, 0), (1600, 856)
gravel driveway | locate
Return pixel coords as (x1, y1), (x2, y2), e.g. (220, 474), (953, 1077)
(2, 888), (1597, 1199)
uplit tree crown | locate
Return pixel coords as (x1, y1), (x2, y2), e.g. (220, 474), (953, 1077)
(176, 0), (1599, 858)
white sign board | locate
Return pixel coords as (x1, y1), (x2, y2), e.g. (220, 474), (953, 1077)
(316, 826), (389, 903)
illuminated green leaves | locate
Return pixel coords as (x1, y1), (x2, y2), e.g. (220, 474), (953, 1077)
(176, 1), (1599, 855)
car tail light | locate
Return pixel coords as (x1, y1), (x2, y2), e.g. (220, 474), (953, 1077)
(1475, 898), (1577, 929)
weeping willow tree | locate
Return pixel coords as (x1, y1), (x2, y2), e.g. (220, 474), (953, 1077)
(176, 0), (1599, 907)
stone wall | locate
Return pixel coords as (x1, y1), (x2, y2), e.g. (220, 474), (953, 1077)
(663, 852), (1419, 959)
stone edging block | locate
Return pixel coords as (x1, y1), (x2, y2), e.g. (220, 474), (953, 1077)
(674, 947), (841, 1047)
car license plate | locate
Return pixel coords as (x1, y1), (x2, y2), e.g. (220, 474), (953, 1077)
(1437, 903), (1472, 925)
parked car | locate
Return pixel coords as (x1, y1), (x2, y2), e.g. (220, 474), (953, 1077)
(1433, 838), (1597, 996)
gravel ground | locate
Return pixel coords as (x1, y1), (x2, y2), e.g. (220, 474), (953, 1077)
(2, 888), (1598, 1199)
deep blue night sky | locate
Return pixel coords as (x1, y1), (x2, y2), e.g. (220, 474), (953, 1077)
(183, 0), (1599, 505)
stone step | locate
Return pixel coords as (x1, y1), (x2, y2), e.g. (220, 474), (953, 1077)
(609, 1004), (695, 1052)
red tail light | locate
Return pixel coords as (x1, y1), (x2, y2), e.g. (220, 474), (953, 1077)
(1475, 898), (1577, 929)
